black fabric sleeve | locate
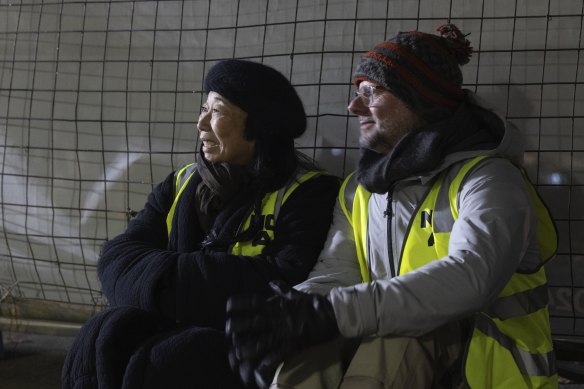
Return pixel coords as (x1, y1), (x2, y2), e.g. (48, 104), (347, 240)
(97, 173), (340, 329)
(97, 171), (177, 311)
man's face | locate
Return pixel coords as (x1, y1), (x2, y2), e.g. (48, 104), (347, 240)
(197, 91), (256, 165)
(348, 81), (426, 154)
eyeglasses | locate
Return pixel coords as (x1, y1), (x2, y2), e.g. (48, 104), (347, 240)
(352, 85), (386, 107)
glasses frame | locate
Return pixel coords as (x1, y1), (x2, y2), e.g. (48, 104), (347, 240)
(352, 85), (386, 107)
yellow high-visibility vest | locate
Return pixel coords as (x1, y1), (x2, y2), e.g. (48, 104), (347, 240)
(166, 163), (321, 256)
(340, 155), (558, 388)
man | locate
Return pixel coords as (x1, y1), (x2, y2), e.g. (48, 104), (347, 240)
(226, 24), (558, 389)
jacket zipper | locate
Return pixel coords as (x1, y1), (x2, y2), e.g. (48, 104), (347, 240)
(384, 189), (396, 277)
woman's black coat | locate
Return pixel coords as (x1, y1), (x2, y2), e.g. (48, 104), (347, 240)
(62, 168), (340, 389)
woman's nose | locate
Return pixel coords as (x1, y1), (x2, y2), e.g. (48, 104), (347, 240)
(197, 111), (210, 132)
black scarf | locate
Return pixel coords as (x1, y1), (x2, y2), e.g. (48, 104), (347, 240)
(169, 153), (261, 253)
(194, 153), (257, 232)
(357, 100), (504, 194)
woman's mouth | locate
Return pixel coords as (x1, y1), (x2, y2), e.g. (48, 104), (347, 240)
(202, 141), (219, 151)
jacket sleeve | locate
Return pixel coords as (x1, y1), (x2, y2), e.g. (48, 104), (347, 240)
(328, 158), (538, 337)
(98, 173), (340, 328)
(97, 171), (176, 311)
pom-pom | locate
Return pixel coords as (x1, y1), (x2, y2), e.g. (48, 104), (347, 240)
(436, 23), (473, 65)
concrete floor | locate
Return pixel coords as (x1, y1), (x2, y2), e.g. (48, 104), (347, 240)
(0, 330), (583, 389)
(0, 331), (73, 389)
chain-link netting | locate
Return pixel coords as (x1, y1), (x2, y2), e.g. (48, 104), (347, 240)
(0, 0), (582, 338)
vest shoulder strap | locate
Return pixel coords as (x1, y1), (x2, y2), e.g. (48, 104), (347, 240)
(431, 156), (489, 234)
(339, 171), (358, 222)
(173, 163), (197, 197)
(275, 169), (322, 220)
(445, 155), (558, 267)
(166, 163), (197, 237)
(340, 171), (372, 282)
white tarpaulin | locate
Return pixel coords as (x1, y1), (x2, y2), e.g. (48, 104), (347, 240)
(0, 0), (582, 338)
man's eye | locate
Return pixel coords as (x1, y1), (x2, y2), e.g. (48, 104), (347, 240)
(360, 89), (372, 97)
(201, 105), (209, 113)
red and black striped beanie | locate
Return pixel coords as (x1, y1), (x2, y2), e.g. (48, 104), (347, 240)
(353, 24), (473, 122)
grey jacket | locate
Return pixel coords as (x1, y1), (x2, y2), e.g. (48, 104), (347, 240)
(296, 92), (541, 338)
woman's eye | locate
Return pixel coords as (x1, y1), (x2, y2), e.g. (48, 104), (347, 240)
(200, 105), (208, 113)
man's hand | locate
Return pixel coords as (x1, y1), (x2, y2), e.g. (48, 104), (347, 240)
(226, 281), (339, 389)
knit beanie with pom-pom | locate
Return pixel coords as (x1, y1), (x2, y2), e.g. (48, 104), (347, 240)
(352, 23), (473, 122)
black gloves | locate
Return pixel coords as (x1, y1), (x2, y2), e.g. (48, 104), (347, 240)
(225, 281), (340, 389)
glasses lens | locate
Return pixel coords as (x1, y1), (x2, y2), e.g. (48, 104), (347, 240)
(363, 86), (374, 106)
(353, 87), (371, 106)
(352, 86), (383, 106)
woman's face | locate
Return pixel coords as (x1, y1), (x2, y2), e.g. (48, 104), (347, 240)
(197, 91), (256, 165)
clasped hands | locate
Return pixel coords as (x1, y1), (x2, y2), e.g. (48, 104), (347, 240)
(225, 281), (339, 389)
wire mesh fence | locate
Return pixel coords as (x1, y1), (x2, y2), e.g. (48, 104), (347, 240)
(0, 0), (582, 338)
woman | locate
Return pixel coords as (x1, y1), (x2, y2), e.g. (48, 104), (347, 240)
(62, 59), (340, 389)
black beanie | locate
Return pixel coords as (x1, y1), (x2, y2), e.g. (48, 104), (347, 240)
(204, 59), (307, 142)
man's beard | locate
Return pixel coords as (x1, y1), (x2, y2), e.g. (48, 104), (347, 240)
(359, 109), (427, 154)
(359, 130), (391, 154)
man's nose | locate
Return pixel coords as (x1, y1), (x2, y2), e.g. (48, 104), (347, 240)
(348, 96), (369, 116)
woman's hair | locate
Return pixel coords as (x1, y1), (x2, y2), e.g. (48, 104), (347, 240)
(252, 136), (318, 192)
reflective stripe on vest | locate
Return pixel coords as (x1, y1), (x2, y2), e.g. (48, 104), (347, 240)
(166, 163), (197, 235)
(339, 172), (371, 282)
(341, 156), (558, 388)
(474, 314), (556, 377)
(166, 165), (321, 256)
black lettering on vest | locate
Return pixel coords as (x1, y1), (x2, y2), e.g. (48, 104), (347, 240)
(428, 233), (435, 247)
(264, 214), (275, 231)
(250, 213), (275, 247)
(421, 210), (432, 228)
(251, 214), (265, 229)
(252, 230), (270, 246)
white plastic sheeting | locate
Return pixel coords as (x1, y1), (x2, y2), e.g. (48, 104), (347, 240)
(0, 0), (582, 337)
